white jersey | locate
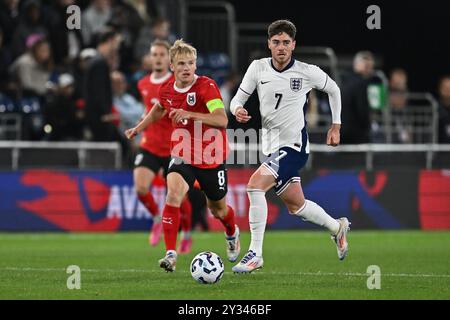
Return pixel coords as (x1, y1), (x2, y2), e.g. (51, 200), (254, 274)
(230, 58), (341, 155)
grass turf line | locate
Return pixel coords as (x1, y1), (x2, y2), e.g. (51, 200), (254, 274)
(0, 231), (449, 299)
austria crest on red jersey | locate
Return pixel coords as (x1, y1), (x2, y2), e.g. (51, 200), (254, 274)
(187, 92), (196, 106)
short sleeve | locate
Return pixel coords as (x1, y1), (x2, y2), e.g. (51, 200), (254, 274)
(203, 80), (223, 102)
(202, 80), (226, 113)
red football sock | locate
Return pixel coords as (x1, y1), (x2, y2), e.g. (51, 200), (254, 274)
(180, 197), (192, 233)
(162, 204), (180, 251)
(138, 191), (159, 216)
(219, 205), (236, 236)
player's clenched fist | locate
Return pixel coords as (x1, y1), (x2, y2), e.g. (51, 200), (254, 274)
(125, 127), (138, 139)
(326, 124), (341, 147)
(235, 107), (252, 123)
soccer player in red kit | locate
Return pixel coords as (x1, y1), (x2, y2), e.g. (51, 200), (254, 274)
(135, 40), (193, 253)
(126, 39), (240, 272)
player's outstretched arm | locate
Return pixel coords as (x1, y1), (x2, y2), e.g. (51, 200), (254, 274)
(323, 79), (342, 147)
(311, 66), (342, 147)
(229, 60), (257, 123)
(125, 103), (167, 139)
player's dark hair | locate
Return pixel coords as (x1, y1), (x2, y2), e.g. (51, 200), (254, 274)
(268, 20), (297, 39)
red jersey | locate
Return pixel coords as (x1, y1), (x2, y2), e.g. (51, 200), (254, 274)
(159, 75), (229, 169)
(137, 72), (174, 157)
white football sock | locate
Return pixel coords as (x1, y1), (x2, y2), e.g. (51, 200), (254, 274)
(293, 200), (340, 234)
(247, 189), (267, 257)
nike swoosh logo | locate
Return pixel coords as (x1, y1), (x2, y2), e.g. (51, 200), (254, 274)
(260, 81), (270, 84)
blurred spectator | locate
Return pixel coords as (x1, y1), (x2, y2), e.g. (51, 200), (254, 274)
(134, 17), (176, 62)
(438, 76), (450, 143)
(131, 53), (152, 83)
(80, 48), (98, 63)
(81, 0), (112, 47)
(8, 34), (53, 141)
(219, 72), (240, 114)
(11, 0), (48, 59)
(44, 73), (84, 140)
(83, 27), (121, 142)
(72, 48), (97, 101)
(128, 0), (151, 23)
(9, 34), (53, 98)
(146, 0), (183, 36)
(389, 68), (412, 143)
(0, 0), (20, 47)
(0, 27), (14, 95)
(111, 70), (144, 136)
(341, 51), (374, 144)
(389, 68), (408, 108)
(46, 0), (83, 66)
(108, 0), (144, 73)
(127, 52), (152, 99)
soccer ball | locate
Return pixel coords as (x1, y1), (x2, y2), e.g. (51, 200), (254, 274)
(190, 251), (224, 284)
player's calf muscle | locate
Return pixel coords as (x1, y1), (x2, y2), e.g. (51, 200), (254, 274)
(209, 207), (226, 219)
(286, 202), (304, 214)
(207, 199), (227, 219)
(281, 194), (304, 214)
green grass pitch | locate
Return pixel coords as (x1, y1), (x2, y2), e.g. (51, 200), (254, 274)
(0, 231), (449, 299)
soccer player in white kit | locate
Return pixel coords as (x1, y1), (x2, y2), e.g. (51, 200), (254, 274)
(230, 20), (351, 273)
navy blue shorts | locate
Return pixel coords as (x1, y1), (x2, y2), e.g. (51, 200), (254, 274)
(261, 146), (309, 195)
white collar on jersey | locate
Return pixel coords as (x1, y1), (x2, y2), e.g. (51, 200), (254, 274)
(173, 74), (199, 93)
(150, 72), (172, 84)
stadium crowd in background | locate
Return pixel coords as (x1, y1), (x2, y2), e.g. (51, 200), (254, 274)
(0, 0), (450, 161)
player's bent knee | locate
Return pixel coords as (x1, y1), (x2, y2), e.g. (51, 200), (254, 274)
(247, 180), (266, 191)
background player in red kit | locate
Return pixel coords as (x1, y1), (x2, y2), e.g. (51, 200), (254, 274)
(126, 39), (240, 272)
(135, 40), (193, 253)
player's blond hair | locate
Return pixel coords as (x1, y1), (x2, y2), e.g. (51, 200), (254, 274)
(169, 39), (197, 63)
